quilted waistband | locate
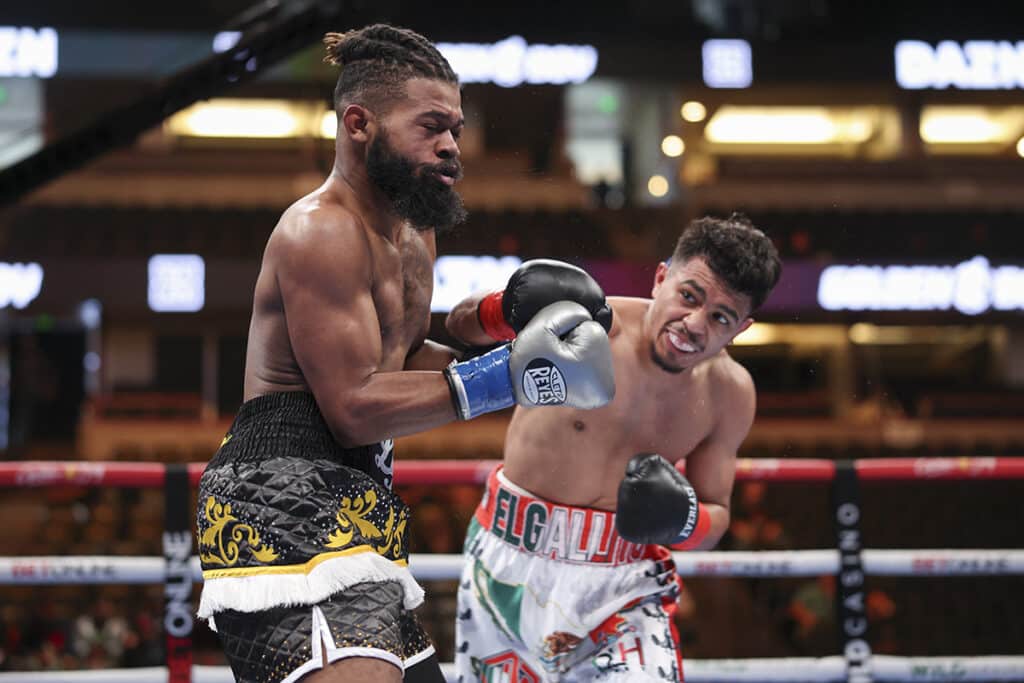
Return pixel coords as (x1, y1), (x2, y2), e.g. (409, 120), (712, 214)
(232, 391), (327, 430)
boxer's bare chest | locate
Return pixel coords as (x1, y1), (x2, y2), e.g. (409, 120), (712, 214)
(575, 345), (716, 462)
(505, 340), (717, 508)
(372, 227), (434, 370)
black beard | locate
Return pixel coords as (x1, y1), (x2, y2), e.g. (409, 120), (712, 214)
(366, 132), (467, 234)
(649, 342), (686, 374)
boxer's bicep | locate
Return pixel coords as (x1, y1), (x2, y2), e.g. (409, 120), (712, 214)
(681, 438), (735, 550)
(684, 439), (737, 511)
(680, 368), (756, 547)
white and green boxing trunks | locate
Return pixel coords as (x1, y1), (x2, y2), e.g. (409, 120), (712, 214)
(455, 466), (686, 682)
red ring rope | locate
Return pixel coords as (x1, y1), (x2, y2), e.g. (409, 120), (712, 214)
(0, 457), (1022, 488)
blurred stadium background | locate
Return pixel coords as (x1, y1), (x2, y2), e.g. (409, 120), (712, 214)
(0, 0), (1022, 675)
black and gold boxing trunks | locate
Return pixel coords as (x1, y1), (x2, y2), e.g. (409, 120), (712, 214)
(196, 391), (440, 683)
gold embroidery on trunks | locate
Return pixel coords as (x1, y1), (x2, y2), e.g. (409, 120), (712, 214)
(325, 489), (408, 559)
(199, 496), (279, 566)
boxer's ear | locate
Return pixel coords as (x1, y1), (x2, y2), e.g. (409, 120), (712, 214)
(652, 260), (670, 297)
(341, 104), (373, 143)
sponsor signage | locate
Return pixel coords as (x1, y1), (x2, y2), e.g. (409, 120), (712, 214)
(0, 27), (58, 78)
(163, 465), (194, 683)
(833, 462), (873, 683)
(6, 255), (1021, 319)
(436, 35), (598, 87)
(7, 558), (116, 583)
(896, 40), (1024, 90)
(912, 457), (998, 478)
(910, 555), (1012, 575)
(12, 462), (106, 486)
(818, 256), (1024, 315)
(690, 559), (795, 576)
(12, 28), (1024, 89)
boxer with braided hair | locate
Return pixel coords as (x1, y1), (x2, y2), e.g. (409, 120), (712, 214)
(195, 24), (614, 683)
(323, 24), (458, 87)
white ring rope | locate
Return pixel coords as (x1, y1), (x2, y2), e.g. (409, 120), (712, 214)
(684, 656), (1024, 682)
(2, 549), (1023, 585)
(2, 551), (1022, 682)
(3, 551), (1021, 682)
(2, 657), (1024, 683)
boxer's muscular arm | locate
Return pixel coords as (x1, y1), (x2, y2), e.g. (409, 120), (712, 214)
(445, 291), (494, 346)
(404, 339), (460, 371)
(406, 233), (462, 369)
(677, 365), (757, 550)
(275, 209), (457, 447)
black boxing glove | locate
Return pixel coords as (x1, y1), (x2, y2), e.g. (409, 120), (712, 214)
(477, 259), (613, 341)
(615, 453), (710, 549)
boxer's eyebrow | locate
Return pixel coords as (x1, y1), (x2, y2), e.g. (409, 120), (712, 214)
(682, 279), (739, 322)
(681, 279), (706, 299)
(418, 111), (465, 128)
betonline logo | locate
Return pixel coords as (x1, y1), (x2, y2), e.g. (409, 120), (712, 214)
(817, 256), (1024, 315)
(436, 36), (598, 87)
(895, 40), (1024, 89)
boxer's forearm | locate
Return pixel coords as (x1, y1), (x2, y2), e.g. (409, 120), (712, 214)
(405, 339), (461, 370)
(691, 502), (729, 551)
(445, 291), (495, 346)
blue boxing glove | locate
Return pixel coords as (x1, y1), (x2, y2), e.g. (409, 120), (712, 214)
(444, 301), (615, 420)
(444, 344), (516, 419)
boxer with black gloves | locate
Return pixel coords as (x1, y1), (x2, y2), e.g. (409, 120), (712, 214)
(449, 214), (783, 682)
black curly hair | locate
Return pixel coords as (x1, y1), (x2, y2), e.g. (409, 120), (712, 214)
(670, 214), (782, 312)
(323, 24), (458, 115)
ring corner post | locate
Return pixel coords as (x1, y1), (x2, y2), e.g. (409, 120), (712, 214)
(832, 459), (873, 683)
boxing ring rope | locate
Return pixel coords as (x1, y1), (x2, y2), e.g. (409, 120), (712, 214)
(3, 657), (1024, 683)
(4, 456), (1024, 488)
(4, 548), (1024, 584)
(1, 458), (1023, 683)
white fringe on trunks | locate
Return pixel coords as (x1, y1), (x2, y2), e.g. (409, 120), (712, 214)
(197, 552), (425, 630)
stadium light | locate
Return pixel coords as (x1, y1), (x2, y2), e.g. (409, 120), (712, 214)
(919, 106), (1024, 144)
(647, 175), (669, 197)
(165, 99), (306, 139)
(680, 101), (707, 122)
(661, 135), (685, 157)
(704, 106), (877, 145)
